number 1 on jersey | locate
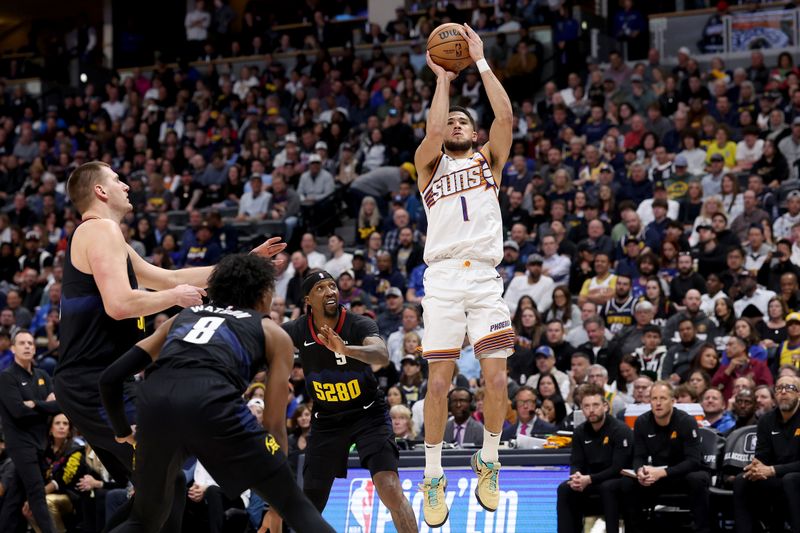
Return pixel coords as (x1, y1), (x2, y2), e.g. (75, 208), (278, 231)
(461, 196), (469, 221)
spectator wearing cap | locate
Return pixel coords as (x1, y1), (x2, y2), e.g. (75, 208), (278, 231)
(775, 312), (800, 368)
(734, 273), (776, 318)
(637, 181), (679, 228)
(376, 286), (405, 340)
(734, 126), (765, 172)
(712, 336), (773, 401)
(297, 153), (335, 205)
(525, 346), (571, 399)
(778, 117), (800, 173)
(322, 234), (353, 280)
(173, 169), (204, 211)
(313, 141), (336, 175)
(336, 143), (358, 187)
(236, 174), (271, 221)
(350, 250), (378, 297)
(336, 269), (363, 310)
(774, 191), (800, 241)
(627, 75), (656, 115)
(504, 254), (555, 315)
(386, 305), (424, 371)
(631, 324), (668, 381)
(182, 221), (222, 267)
(498, 240), (525, 288)
(18, 232), (52, 284)
(701, 153), (727, 198)
(616, 235), (643, 278)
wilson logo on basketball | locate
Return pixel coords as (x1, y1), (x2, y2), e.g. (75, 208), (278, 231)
(438, 28), (460, 39)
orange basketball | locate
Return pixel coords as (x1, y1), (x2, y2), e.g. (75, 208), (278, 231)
(426, 23), (471, 73)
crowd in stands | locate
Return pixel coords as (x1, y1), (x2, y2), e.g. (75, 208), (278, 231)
(0, 0), (800, 530)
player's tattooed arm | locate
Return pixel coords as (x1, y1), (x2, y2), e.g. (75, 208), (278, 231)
(318, 325), (389, 366)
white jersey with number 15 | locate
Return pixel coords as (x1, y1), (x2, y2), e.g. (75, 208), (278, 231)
(421, 150), (503, 266)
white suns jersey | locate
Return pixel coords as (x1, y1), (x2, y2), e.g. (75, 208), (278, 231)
(422, 150), (503, 265)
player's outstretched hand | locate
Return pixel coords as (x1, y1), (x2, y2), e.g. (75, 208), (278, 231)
(318, 324), (347, 354)
(173, 284), (206, 308)
(460, 23), (485, 63)
(116, 434), (136, 447)
(250, 236), (288, 265)
(426, 51), (457, 82)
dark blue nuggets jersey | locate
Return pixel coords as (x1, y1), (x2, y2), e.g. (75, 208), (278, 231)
(151, 304), (266, 391)
(58, 240), (145, 374)
(601, 295), (636, 335)
(282, 307), (382, 417)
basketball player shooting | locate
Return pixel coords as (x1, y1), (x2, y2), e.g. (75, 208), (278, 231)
(415, 24), (514, 528)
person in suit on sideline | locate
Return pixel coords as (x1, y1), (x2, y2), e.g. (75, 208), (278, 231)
(501, 386), (557, 441)
(441, 387), (485, 446)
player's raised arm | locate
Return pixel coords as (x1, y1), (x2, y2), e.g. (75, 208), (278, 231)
(84, 220), (205, 319)
(460, 23), (513, 171)
(415, 53), (457, 191)
(130, 236), (288, 291)
(262, 318), (294, 454)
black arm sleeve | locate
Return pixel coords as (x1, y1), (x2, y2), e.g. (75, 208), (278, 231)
(99, 345), (151, 438)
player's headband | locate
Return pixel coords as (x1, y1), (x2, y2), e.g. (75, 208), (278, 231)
(303, 270), (335, 296)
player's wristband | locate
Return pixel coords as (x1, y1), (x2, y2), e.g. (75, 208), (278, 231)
(476, 58), (490, 73)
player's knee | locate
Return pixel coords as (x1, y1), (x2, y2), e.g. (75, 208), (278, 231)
(483, 367), (507, 395)
(373, 472), (406, 509)
(426, 373), (451, 398)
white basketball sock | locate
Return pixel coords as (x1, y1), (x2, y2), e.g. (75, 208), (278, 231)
(481, 429), (501, 463)
(424, 441), (444, 478)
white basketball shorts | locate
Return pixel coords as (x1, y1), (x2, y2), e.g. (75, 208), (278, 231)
(421, 259), (515, 362)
